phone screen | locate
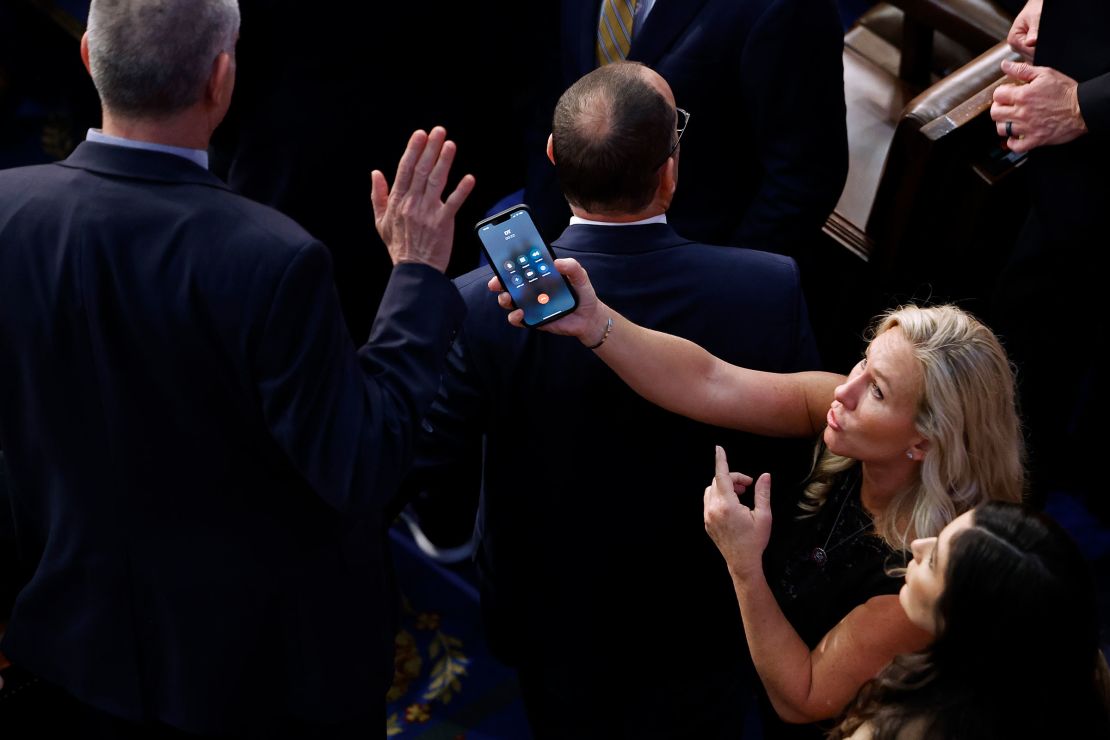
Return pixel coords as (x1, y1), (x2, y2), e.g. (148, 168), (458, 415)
(476, 206), (577, 326)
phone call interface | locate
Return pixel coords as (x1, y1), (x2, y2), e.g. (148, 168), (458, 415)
(478, 209), (576, 325)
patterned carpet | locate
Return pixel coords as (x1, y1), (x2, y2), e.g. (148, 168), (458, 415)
(386, 528), (531, 739)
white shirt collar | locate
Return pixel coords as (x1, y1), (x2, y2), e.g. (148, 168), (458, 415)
(568, 213), (668, 228)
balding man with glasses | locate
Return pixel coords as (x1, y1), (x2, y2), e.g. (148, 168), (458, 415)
(404, 61), (821, 739)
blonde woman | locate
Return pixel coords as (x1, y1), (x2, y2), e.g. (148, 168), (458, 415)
(491, 259), (1024, 738)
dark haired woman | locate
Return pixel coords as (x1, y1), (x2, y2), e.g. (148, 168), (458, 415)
(833, 502), (1110, 739)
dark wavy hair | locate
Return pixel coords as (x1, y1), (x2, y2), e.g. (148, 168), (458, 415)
(832, 502), (1110, 739)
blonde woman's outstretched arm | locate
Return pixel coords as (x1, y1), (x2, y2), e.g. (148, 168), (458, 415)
(490, 258), (842, 437)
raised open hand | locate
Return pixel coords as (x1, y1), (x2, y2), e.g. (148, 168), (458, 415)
(371, 127), (475, 273)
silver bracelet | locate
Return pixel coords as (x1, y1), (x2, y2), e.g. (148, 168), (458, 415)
(585, 316), (614, 350)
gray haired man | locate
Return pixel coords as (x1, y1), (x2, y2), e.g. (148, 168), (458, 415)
(0, 0), (472, 736)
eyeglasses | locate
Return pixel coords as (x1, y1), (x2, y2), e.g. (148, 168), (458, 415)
(654, 107), (690, 170)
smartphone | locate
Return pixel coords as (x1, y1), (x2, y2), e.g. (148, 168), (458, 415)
(475, 204), (578, 327)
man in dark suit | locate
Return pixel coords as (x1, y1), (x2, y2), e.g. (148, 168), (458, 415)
(0, 0), (473, 735)
(408, 62), (820, 738)
(989, 0), (1109, 502)
(524, 0), (849, 257)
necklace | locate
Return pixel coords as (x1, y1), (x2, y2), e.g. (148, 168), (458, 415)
(810, 485), (872, 566)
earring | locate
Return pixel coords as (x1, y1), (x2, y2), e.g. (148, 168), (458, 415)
(906, 450), (914, 460)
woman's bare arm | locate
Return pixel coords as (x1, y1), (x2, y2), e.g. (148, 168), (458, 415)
(492, 258), (843, 437)
(704, 454), (931, 723)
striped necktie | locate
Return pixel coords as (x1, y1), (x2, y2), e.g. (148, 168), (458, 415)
(596, 0), (639, 67)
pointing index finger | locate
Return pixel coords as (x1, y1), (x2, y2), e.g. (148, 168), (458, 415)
(714, 446), (732, 491)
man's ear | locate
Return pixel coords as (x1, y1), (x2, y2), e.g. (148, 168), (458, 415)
(546, 133), (556, 165)
(207, 51), (234, 109)
(80, 32), (92, 76)
(663, 156), (678, 195)
(657, 155), (677, 208)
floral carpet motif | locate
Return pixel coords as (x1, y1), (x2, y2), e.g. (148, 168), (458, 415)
(385, 527), (530, 739)
(386, 601), (471, 736)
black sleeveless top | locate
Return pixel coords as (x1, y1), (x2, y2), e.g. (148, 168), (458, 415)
(759, 468), (909, 739)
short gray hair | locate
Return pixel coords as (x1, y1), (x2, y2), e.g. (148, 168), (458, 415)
(87, 0), (240, 118)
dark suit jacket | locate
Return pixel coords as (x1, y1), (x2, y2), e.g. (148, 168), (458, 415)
(989, 0), (1110, 499)
(0, 142), (464, 734)
(525, 0), (848, 254)
(1025, 0), (1110, 243)
(409, 221), (820, 729)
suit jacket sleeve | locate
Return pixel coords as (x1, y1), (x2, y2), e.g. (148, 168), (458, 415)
(736, 0), (848, 251)
(393, 320), (487, 520)
(254, 244), (465, 515)
(1078, 72), (1110, 136)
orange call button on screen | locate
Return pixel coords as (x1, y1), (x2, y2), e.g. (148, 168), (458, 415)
(537, 293), (550, 305)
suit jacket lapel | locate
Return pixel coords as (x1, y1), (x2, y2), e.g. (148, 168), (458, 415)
(629, 0), (712, 66)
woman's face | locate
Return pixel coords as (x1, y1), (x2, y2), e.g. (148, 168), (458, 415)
(823, 327), (926, 464)
(900, 510), (975, 633)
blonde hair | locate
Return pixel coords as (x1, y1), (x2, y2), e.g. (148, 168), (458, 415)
(802, 305), (1025, 550)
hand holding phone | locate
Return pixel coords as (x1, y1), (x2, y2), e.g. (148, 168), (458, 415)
(488, 256), (612, 350)
(475, 205), (578, 327)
